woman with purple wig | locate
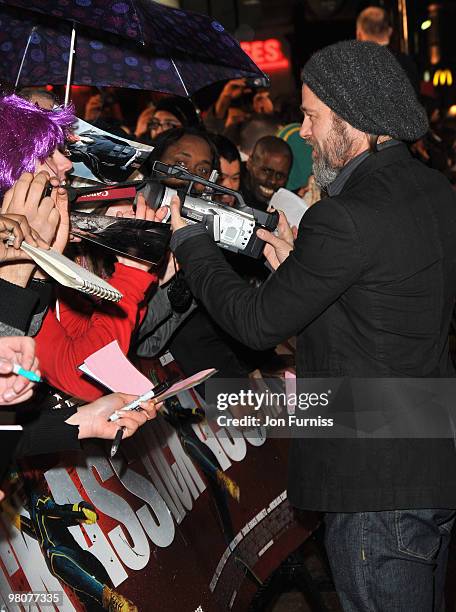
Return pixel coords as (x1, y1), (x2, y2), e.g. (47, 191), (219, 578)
(0, 94), (74, 348)
(0, 93), (74, 195)
(0, 93), (164, 404)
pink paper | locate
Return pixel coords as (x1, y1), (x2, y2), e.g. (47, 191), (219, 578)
(155, 368), (216, 401)
(81, 340), (152, 394)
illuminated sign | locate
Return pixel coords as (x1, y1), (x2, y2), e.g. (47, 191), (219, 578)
(433, 68), (453, 86)
(240, 39), (290, 72)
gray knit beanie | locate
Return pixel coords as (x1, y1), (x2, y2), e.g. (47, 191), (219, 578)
(301, 40), (428, 141)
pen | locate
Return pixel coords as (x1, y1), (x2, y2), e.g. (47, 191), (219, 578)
(12, 363), (42, 383)
(107, 380), (172, 423)
(110, 426), (125, 458)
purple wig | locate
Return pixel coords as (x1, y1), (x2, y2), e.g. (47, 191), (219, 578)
(0, 94), (76, 194)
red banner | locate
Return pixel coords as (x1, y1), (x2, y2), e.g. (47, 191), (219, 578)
(0, 359), (316, 611)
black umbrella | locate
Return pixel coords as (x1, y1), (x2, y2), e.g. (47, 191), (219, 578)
(0, 2), (264, 101)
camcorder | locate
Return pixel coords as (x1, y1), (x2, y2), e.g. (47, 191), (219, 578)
(142, 161), (279, 259)
(66, 163), (279, 260)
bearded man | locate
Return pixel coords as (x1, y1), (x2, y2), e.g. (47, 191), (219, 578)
(167, 41), (456, 610)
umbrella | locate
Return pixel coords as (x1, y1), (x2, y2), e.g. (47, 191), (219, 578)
(0, 0), (261, 74)
(0, 6), (264, 99)
(0, 7), (264, 98)
(0, 0), (146, 45)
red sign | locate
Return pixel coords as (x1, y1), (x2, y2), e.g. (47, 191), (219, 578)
(240, 39), (290, 72)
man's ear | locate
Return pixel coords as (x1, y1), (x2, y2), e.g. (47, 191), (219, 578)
(246, 156), (253, 172)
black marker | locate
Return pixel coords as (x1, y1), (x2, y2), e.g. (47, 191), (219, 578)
(110, 426), (125, 458)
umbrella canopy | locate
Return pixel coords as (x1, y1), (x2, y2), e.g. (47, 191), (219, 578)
(0, 7), (264, 96)
(0, 0), (254, 67)
(0, 0), (146, 44)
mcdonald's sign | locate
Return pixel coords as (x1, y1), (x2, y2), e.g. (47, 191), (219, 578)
(433, 68), (453, 86)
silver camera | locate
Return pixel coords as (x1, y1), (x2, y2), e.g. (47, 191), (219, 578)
(143, 162), (279, 259)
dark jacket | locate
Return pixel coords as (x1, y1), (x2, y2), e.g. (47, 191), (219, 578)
(174, 144), (456, 511)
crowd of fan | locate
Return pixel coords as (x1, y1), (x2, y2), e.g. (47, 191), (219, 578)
(0, 5), (455, 494)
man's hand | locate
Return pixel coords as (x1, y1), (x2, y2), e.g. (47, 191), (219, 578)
(65, 392), (159, 440)
(134, 106), (156, 137)
(169, 195), (187, 233)
(133, 193), (168, 223)
(0, 336), (39, 405)
(220, 79), (247, 100)
(297, 175), (321, 208)
(215, 79), (247, 118)
(257, 211), (295, 270)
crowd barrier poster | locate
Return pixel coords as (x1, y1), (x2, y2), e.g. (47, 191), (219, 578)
(0, 360), (314, 612)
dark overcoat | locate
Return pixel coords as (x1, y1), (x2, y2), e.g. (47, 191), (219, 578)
(175, 144), (456, 511)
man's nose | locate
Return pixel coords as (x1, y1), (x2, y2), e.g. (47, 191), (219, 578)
(299, 116), (312, 140)
(267, 173), (282, 187)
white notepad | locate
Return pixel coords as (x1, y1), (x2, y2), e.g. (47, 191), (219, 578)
(21, 242), (123, 302)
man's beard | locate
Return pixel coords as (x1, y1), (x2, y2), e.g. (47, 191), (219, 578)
(306, 115), (354, 189)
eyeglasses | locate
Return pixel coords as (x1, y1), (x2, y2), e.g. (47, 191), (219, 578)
(149, 120), (181, 132)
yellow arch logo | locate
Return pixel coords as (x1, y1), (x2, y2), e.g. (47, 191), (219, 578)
(433, 69), (453, 86)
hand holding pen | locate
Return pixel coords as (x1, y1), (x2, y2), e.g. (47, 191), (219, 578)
(65, 392), (159, 447)
(108, 380), (171, 423)
(109, 381), (170, 457)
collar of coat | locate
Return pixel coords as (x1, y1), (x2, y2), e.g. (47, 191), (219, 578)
(327, 139), (403, 197)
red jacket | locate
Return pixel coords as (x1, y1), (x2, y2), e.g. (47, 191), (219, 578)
(36, 263), (157, 401)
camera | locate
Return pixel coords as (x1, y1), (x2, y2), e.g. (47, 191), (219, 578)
(244, 75), (271, 89)
(142, 162), (279, 259)
(66, 162), (279, 259)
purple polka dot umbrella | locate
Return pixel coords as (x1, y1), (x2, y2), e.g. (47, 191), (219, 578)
(0, 0), (264, 100)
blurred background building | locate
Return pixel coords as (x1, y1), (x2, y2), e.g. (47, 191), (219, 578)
(172, 0), (456, 113)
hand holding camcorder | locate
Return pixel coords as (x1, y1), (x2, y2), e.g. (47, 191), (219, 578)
(67, 162), (279, 260)
(143, 161), (279, 259)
